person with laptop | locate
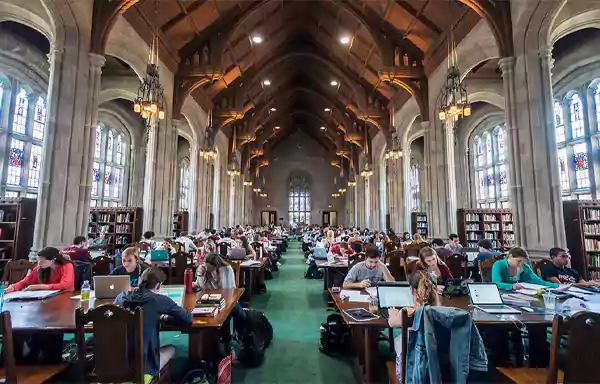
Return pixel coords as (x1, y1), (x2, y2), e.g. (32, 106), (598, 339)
(491, 247), (558, 290)
(472, 239), (502, 281)
(115, 267), (192, 381)
(542, 247), (600, 286)
(445, 234), (463, 254)
(110, 247), (149, 287)
(5, 247), (75, 293)
(342, 246), (395, 289)
(414, 247), (453, 294)
(175, 231), (198, 253)
(431, 239), (453, 261)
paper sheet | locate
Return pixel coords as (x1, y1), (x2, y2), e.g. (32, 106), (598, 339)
(340, 290), (371, 303)
(519, 283), (549, 291)
(240, 260), (261, 266)
(4, 290), (59, 301)
(365, 287), (377, 296)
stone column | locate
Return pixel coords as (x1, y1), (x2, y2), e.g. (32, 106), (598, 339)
(402, 146), (412, 231)
(444, 120), (458, 232)
(500, 51), (566, 249)
(188, 146), (199, 230)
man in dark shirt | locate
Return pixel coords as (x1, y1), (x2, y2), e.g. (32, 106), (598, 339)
(541, 248), (600, 286)
(431, 239), (453, 260)
(472, 239), (501, 281)
(61, 236), (92, 262)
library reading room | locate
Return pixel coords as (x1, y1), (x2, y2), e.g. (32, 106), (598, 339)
(0, 0), (600, 383)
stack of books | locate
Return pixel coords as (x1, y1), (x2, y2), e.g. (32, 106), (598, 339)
(195, 293), (226, 316)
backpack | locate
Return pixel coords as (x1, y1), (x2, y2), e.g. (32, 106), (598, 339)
(180, 360), (213, 384)
(304, 260), (323, 279)
(319, 313), (351, 356)
(233, 309), (273, 368)
(244, 309), (273, 349)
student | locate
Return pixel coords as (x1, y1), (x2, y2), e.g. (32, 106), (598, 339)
(343, 246), (395, 289)
(140, 231), (157, 249)
(61, 236), (92, 262)
(175, 231), (198, 253)
(431, 239), (453, 260)
(220, 230), (238, 248)
(388, 271), (441, 384)
(88, 231), (107, 250)
(414, 247), (453, 293)
(473, 239), (501, 280)
(492, 247), (558, 290)
(542, 248), (600, 286)
(115, 267), (192, 381)
(412, 233), (427, 244)
(6, 247), (75, 293)
(239, 236), (257, 260)
(445, 234), (463, 254)
(110, 247), (149, 287)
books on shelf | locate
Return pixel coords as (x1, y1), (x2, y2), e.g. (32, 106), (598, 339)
(583, 208), (600, 220)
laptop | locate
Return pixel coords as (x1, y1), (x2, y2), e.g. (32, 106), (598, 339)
(313, 247), (327, 260)
(150, 249), (169, 262)
(93, 275), (131, 299)
(467, 283), (521, 314)
(228, 247), (248, 260)
(376, 282), (413, 318)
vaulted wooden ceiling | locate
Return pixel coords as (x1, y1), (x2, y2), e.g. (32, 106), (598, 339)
(95, 0), (511, 169)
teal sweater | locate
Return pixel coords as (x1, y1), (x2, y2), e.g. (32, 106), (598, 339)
(491, 259), (559, 290)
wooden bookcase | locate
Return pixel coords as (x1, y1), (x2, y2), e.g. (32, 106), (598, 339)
(563, 200), (600, 280)
(0, 197), (36, 261)
(173, 211), (189, 237)
(457, 208), (515, 250)
(88, 207), (142, 252)
(411, 212), (429, 238)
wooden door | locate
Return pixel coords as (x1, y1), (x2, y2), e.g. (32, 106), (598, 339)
(261, 211), (277, 226)
(322, 211), (338, 227)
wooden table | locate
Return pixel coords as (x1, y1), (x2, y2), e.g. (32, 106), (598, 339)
(330, 290), (554, 383)
(4, 288), (244, 361)
(232, 258), (267, 303)
(316, 260), (348, 291)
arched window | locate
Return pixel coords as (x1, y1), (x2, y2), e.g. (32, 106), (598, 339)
(594, 83), (600, 132)
(473, 124), (509, 208)
(288, 171), (311, 225)
(410, 164), (420, 211)
(91, 123), (128, 207)
(179, 161), (190, 211)
(2, 84), (46, 199)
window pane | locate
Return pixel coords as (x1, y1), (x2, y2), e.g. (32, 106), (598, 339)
(0, 80), (4, 116)
(27, 144), (42, 188)
(4, 191), (18, 198)
(26, 193), (37, 199)
(555, 101), (565, 144)
(12, 89), (28, 134)
(113, 168), (122, 199)
(573, 142), (589, 189)
(94, 125), (103, 159)
(499, 164), (508, 198)
(570, 94), (584, 139)
(411, 165), (420, 211)
(496, 126), (505, 162)
(116, 135), (123, 165)
(487, 168), (495, 199)
(557, 147), (569, 191)
(7, 138), (25, 185)
(475, 137), (484, 166)
(595, 84), (600, 132)
(107, 131), (114, 162)
(477, 170), (485, 200)
(104, 165), (111, 197)
(485, 133), (492, 165)
(92, 161), (100, 196)
(33, 96), (46, 140)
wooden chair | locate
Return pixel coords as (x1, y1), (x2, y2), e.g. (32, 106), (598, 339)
(533, 259), (553, 278)
(478, 257), (497, 282)
(348, 252), (366, 270)
(75, 304), (172, 384)
(0, 260), (35, 285)
(92, 256), (114, 276)
(250, 241), (265, 258)
(385, 307), (412, 384)
(496, 312), (600, 384)
(133, 242), (151, 253)
(0, 311), (67, 383)
(172, 242), (184, 253)
(169, 251), (194, 284)
(446, 253), (468, 279)
(403, 259), (419, 277)
(386, 250), (404, 281)
(384, 241), (396, 254)
(231, 261), (242, 288)
(404, 245), (420, 258)
(216, 242), (231, 258)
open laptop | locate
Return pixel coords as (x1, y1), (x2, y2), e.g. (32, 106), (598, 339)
(93, 275), (131, 299)
(228, 247), (247, 260)
(467, 283), (521, 314)
(376, 282), (413, 318)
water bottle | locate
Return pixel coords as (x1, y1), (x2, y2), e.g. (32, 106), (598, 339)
(184, 268), (194, 294)
(80, 280), (91, 301)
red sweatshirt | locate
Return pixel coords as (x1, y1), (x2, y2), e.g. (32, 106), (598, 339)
(9, 263), (75, 291)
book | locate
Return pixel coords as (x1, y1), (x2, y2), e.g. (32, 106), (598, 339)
(193, 307), (219, 317)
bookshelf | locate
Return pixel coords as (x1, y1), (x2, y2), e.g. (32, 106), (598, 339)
(88, 207), (142, 252)
(173, 211), (189, 237)
(0, 197), (36, 261)
(563, 200), (600, 280)
(411, 212), (429, 238)
(457, 208), (515, 249)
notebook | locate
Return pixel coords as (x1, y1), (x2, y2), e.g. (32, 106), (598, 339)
(4, 290), (60, 301)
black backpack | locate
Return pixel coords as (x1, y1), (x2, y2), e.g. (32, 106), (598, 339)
(233, 309), (273, 368)
(319, 313), (351, 356)
(304, 260), (323, 279)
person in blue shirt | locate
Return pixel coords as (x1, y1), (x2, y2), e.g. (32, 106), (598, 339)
(473, 239), (501, 281)
(492, 247), (558, 290)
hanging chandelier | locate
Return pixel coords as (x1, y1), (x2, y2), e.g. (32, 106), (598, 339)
(437, 7), (470, 122)
(338, 155), (347, 193)
(360, 125), (373, 178)
(348, 145), (357, 186)
(252, 167), (262, 192)
(133, 1), (165, 128)
(227, 126), (241, 177)
(385, 133), (402, 160)
(331, 193), (340, 198)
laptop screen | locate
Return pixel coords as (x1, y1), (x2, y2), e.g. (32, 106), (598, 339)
(465, 252), (478, 262)
(377, 285), (414, 308)
(468, 283), (503, 305)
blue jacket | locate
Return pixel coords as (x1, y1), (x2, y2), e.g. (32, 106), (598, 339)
(405, 306), (488, 384)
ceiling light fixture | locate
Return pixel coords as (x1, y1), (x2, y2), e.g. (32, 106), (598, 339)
(270, 107), (276, 112)
(320, 126), (326, 130)
(324, 108), (331, 112)
(330, 80), (338, 86)
(263, 79), (271, 86)
(251, 35), (263, 44)
(340, 36), (351, 45)
(274, 126), (280, 130)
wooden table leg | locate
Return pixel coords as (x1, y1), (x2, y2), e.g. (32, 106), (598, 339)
(363, 327), (381, 383)
(188, 328), (221, 361)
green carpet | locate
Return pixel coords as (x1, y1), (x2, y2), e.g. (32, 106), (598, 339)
(161, 240), (356, 383)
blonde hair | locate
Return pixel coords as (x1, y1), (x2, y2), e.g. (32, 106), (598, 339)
(326, 230), (334, 239)
(418, 246), (442, 266)
(123, 247), (140, 261)
(409, 271), (441, 307)
(413, 233), (425, 243)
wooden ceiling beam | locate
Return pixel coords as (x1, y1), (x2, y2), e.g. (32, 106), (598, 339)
(394, 0), (442, 36)
(161, 0), (208, 33)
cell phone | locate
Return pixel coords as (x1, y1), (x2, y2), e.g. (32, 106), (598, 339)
(332, 286), (340, 293)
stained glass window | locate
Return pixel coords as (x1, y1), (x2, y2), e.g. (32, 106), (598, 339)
(12, 89), (28, 134)
(92, 125), (128, 206)
(595, 84), (600, 132)
(94, 125), (102, 158)
(107, 131), (114, 162)
(410, 164), (420, 211)
(555, 101), (565, 144)
(557, 147), (569, 191)
(7, 139), (24, 185)
(573, 142), (590, 189)
(27, 144), (42, 188)
(473, 124), (509, 208)
(179, 163), (190, 211)
(92, 161), (99, 196)
(116, 134), (123, 165)
(289, 189), (311, 225)
(104, 165), (112, 198)
(32, 96), (46, 140)
(570, 94), (585, 139)
(0, 81), (4, 116)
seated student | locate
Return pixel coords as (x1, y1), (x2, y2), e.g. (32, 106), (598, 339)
(327, 241), (354, 263)
(61, 236), (92, 262)
(342, 246), (395, 289)
(472, 239), (501, 280)
(444, 234), (463, 254)
(492, 247), (558, 290)
(431, 239), (453, 260)
(88, 231), (107, 250)
(175, 231), (198, 253)
(542, 247), (600, 286)
(239, 236), (257, 260)
(110, 246), (149, 287)
(115, 267), (192, 382)
(388, 271), (441, 383)
(140, 231), (157, 249)
(6, 247), (75, 293)
(414, 247), (453, 293)
(412, 233), (427, 244)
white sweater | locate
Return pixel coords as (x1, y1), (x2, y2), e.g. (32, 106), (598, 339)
(197, 265), (236, 290)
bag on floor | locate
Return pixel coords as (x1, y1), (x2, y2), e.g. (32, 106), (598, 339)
(319, 313), (351, 356)
(233, 309), (272, 368)
(304, 260), (323, 279)
(180, 360), (212, 384)
(244, 309), (274, 349)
